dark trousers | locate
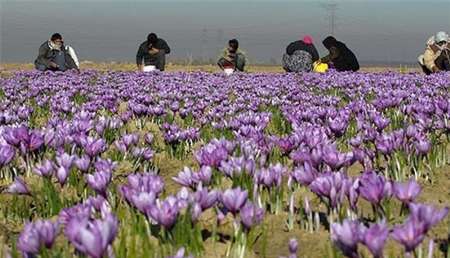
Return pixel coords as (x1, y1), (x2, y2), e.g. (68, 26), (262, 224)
(146, 51), (166, 71)
(435, 50), (450, 71)
(217, 58), (234, 70)
(217, 56), (245, 72)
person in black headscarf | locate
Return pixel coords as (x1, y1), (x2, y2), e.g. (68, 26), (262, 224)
(321, 36), (359, 72)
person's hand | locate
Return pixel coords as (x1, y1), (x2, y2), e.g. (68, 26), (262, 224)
(49, 61), (58, 68)
(432, 66), (440, 72)
(149, 48), (160, 55)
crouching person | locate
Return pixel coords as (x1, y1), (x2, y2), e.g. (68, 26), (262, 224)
(217, 39), (246, 72)
(418, 31), (450, 74)
(282, 35), (319, 72)
(136, 33), (171, 72)
(34, 33), (79, 72)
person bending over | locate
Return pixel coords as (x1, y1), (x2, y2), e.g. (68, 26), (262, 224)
(136, 33), (171, 71)
(35, 33), (79, 72)
(321, 36), (359, 72)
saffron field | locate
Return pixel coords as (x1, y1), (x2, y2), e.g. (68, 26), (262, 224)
(0, 70), (449, 258)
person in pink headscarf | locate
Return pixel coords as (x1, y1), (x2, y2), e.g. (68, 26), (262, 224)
(286, 35), (319, 62)
(282, 35), (319, 72)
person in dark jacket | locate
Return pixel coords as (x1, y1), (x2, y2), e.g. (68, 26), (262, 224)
(34, 33), (79, 72)
(136, 33), (171, 71)
(321, 36), (359, 72)
(286, 35), (319, 61)
(283, 35), (319, 72)
(217, 39), (246, 72)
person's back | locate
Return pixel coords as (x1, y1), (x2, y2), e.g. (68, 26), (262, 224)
(286, 35), (319, 62)
(283, 35), (318, 72)
(322, 36), (359, 72)
(282, 50), (313, 73)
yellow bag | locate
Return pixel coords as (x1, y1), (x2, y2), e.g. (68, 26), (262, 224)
(313, 61), (328, 73)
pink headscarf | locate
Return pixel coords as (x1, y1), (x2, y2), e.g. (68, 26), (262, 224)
(303, 35), (313, 45)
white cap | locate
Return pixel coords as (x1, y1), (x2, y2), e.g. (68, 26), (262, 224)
(435, 31), (448, 43)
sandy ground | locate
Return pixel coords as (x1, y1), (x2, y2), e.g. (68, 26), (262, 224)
(0, 62), (422, 73)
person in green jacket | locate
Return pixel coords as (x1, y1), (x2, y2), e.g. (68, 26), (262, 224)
(217, 39), (246, 72)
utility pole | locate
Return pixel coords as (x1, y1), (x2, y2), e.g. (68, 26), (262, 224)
(321, 2), (338, 36)
(201, 27), (208, 63)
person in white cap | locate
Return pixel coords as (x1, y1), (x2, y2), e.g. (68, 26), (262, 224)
(418, 31), (450, 74)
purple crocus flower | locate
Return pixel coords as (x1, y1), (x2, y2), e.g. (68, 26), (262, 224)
(393, 179), (421, 204)
(94, 158), (116, 174)
(17, 219), (58, 257)
(120, 172), (165, 202)
(361, 220), (389, 258)
(5, 177), (30, 195)
(288, 237), (298, 252)
(146, 196), (180, 228)
(309, 172), (347, 209)
(322, 144), (347, 170)
(56, 166), (70, 186)
(166, 247), (193, 258)
(193, 186), (219, 210)
(172, 167), (196, 188)
(141, 147), (154, 161)
(27, 131), (44, 152)
(34, 220), (59, 248)
(114, 140), (127, 153)
(121, 133), (139, 148)
(287, 238), (298, 258)
(17, 223), (40, 257)
(195, 140), (230, 167)
(291, 162), (317, 186)
(191, 202), (203, 222)
(3, 126), (26, 146)
(414, 136), (431, 155)
(75, 155), (91, 172)
(65, 213), (119, 258)
(375, 135), (394, 155)
(130, 191), (156, 214)
(240, 201), (264, 229)
(256, 163), (285, 188)
(192, 166), (212, 186)
(0, 144), (15, 167)
(310, 147), (323, 167)
(347, 178), (360, 212)
(220, 187), (248, 214)
(408, 203), (449, 231)
(145, 133), (154, 145)
(58, 202), (93, 226)
(331, 219), (363, 258)
(85, 170), (112, 196)
(358, 171), (390, 206)
(82, 136), (107, 158)
(391, 218), (426, 253)
(34, 159), (55, 178)
(56, 152), (75, 169)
